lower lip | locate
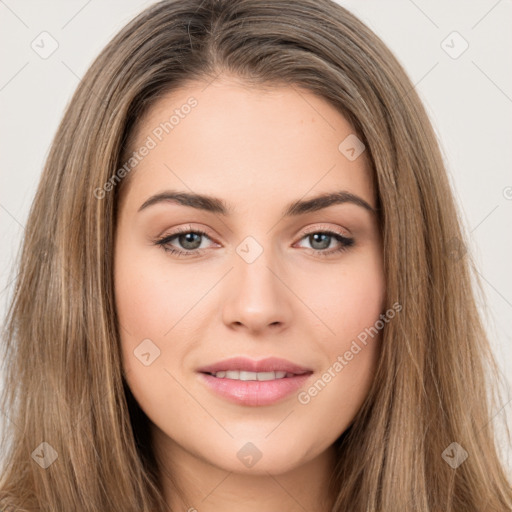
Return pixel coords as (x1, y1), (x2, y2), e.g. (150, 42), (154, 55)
(198, 372), (312, 406)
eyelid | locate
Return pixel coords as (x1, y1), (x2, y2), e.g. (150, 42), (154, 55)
(157, 223), (218, 241)
(299, 222), (351, 238)
(158, 222), (351, 245)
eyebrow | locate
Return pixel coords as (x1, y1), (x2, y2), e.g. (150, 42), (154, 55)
(137, 190), (376, 216)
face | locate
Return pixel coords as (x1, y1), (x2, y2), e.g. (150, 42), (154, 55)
(114, 75), (385, 478)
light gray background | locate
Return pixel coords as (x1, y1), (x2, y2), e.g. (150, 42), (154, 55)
(1, 0), (511, 472)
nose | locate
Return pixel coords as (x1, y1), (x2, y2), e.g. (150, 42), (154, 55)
(221, 245), (292, 334)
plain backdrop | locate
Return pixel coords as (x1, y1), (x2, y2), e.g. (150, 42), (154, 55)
(0, 0), (511, 472)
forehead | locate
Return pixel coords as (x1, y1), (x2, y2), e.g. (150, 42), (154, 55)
(122, 77), (375, 212)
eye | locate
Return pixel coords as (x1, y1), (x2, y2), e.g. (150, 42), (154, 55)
(295, 228), (354, 257)
(154, 226), (215, 258)
(154, 225), (355, 258)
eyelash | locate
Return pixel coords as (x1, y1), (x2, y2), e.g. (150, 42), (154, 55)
(154, 225), (354, 259)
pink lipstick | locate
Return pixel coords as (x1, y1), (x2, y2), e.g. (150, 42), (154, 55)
(197, 356), (313, 406)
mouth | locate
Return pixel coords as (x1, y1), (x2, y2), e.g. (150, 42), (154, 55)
(202, 370), (308, 380)
(197, 356), (312, 375)
(197, 357), (313, 406)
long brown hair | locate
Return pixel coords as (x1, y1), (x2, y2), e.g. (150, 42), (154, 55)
(1, 0), (511, 510)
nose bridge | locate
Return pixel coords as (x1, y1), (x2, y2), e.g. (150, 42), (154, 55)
(233, 234), (282, 302)
(222, 234), (291, 331)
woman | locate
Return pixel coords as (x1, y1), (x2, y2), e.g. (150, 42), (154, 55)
(1, 0), (511, 510)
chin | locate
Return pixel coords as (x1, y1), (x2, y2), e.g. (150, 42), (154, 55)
(199, 437), (319, 476)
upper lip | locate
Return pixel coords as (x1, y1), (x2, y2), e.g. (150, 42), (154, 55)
(197, 357), (312, 375)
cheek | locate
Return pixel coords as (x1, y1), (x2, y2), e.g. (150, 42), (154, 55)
(114, 245), (176, 380)
(114, 245), (197, 342)
(303, 247), (385, 344)
(114, 244), (220, 400)
(114, 250), (192, 424)
(297, 250), (385, 413)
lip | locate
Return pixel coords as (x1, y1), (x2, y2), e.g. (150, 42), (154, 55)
(197, 357), (313, 406)
(197, 356), (312, 375)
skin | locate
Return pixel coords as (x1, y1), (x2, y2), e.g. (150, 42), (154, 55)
(114, 74), (385, 511)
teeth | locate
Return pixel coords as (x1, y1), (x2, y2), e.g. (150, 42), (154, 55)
(211, 370), (293, 380)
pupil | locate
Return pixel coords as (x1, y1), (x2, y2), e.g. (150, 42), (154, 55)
(180, 233), (201, 250)
(311, 233), (330, 250)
